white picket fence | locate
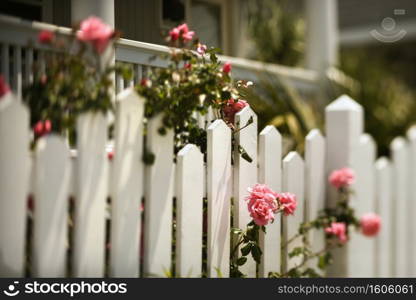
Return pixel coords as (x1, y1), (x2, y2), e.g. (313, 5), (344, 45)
(0, 90), (415, 278)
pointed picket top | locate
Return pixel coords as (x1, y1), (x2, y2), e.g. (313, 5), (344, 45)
(235, 105), (258, 128)
(116, 87), (145, 105)
(391, 136), (407, 151)
(0, 92), (28, 116)
(260, 125), (281, 140)
(0, 91), (17, 110)
(375, 156), (390, 170)
(283, 151), (303, 165)
(407, 126), (416, 141)
(360, 132), (375, 144)
(326, 94), (363, 112)
(177, 143), (202, 159)
(306, 128), (324, 143)
(176, 143), (203, 277)
(207, 119), (230, 133)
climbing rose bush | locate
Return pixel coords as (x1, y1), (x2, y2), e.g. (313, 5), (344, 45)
(136, 23), (253, 157)
(23, 16), (130, 144)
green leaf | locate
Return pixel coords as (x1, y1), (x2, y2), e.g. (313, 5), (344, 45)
(237, 256), (247, 266)
(287, 268), (302, 278)
(289, 247), (304, 258)
(240, 243), (252, 256)
(231, 228), (243, 235)
(251, 245), (262, 264)
(302, 268), (321, 278)
(318, 252), (332, 270)
(238, 145), (253, 163)
(142, 150), (155, 165)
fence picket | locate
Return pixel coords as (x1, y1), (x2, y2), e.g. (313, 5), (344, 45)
(325, 95), (363, 276)
(374, 157), (393, 277)
(0, 96), (30, 277)
(73, 113), (108, 277)
(176, 144), (204, 277)
(207, 120), (231, 278)
(110, 89), (144, 277)
(33, 135), (71, 277)
(144, 115), (175, 277)
(258, 126), (282, 277)
(348, 134), (376, 277)
(391, 137), (410, 277)
(304, 129), (325, 270)
(407, 127), (416, 277)
(233, 107), (258, 277)
(282, 152), (305, 273)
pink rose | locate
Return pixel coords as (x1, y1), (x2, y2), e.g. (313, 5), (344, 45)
(169, 27), (180, 41)
(246, 184), (280, 226)
(169, 24), (195, 43)
(360, 213), (381, 237)
(77, 16), (113, 53)
(177, 23), (189, 34)
(278, 192), (297, 216)
(222, 99), (249, 123)
(329, 167), (355, 189)
(44, 120), (52, 134)
(325, 222), (348, 243)
(107, 151), (114, 161)
(140, 78), (152, 88)
(33, 120), (52, 137)
(184, 63), (192, 70)
(197, 43), (207, 55)
(38, 30), (54, 44)
(0, 75), (10, 98)
(222, 62), (232, 74)
(182, 30), (195, 42)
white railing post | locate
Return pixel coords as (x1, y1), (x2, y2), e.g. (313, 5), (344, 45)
(325, 95), (363, 276)
(305, 0), (339, 73)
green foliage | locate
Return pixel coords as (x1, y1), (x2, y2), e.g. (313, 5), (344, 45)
(247, 0), (305, 66)
(240, 72), (322, 153)
(327, 47), (416, 156)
